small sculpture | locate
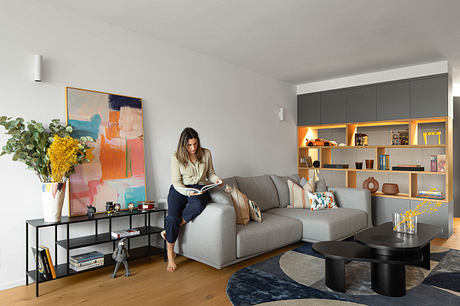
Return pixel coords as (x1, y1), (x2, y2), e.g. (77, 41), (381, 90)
(363, 177), (379, 193)
(111, 238), (130, 278)
(114, 203), (121, 213)
(87, 205), (96, 219)
(106, 201), (114, 215)
(128, 202), (135, 212)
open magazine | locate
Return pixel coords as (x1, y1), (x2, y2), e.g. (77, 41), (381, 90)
(177, 182), (221, 194)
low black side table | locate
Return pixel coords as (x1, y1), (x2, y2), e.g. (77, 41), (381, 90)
(26, 208), (166, 297)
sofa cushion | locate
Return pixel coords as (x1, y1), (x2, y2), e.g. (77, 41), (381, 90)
(208, 188), (233, 205)
(236, 175), (279, 211)
(287, 180), (309, 208)
(223, 176), (238, 189)
(266, 207), (368, 242)
(248, 200), (262, 222)
(236, 213), (302, 258)
(270, 174), (301, 208)
(226, 185), (250, 225)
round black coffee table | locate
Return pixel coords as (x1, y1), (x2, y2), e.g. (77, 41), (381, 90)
(313, 222), (441, 297)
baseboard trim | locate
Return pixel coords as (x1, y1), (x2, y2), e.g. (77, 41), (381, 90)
(0, 279), (24, 291)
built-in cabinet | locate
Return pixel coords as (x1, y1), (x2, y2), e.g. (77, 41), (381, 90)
(297, 74), (449, 125)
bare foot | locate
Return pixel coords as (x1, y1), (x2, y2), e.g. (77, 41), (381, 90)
(167, 249), (177, 272)
(180, 217), (186, 226)
(161, 230), (166, 240)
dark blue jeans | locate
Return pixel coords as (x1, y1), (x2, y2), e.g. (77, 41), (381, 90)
(165, 184), (210, 243)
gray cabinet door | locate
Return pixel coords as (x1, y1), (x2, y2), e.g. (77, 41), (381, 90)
(346, 85), (377, 122)
(410, 200), (451, 237)
(297, 93), (321, 126)
(410, 75), (448, 118)
(372, 197), (410, 226)
(377, 81), (410, 120)
(320, 90), (347, 124)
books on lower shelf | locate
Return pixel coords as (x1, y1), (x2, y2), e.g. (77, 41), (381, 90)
(416, 190), (445, 200)
(70, 251), (104, 272)
(31, 245), (56, 279)
(111, 228), (140, 239)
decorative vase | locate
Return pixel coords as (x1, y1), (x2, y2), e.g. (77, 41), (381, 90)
(382, 183), (399, 195)
(393, 213), (417, 234)
(40, 181), (66, 223)
(363, 177), (379, 193)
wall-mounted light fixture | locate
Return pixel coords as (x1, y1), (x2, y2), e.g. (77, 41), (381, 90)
(33, 54), (42, 82)
(278, 107), (284, 121)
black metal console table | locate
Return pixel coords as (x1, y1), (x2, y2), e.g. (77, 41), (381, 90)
(26, 209), (166, 297)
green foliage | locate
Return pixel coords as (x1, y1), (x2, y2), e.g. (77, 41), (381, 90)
(0, 116), (94, 182)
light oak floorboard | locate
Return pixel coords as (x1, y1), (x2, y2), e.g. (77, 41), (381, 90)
(2, 219), (459, 306)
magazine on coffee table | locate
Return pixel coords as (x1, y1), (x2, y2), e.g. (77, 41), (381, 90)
(177, 182), (221, 194)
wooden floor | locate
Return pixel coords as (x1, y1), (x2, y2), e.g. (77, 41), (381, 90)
(2, 218), (459, 306)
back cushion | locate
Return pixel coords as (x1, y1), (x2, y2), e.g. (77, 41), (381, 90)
(270, 174), (301, 208)
(236, 175), (279, 211)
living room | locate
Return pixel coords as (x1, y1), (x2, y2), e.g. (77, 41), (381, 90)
(1, 1), (459, 305)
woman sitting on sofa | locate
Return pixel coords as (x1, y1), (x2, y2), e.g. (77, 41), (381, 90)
(161, 127), (222, 272)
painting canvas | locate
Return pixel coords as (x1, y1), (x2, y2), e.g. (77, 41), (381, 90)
(66, 87), (146, 216)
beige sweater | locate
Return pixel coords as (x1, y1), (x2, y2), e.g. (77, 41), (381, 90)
(171, 148), (220, 196)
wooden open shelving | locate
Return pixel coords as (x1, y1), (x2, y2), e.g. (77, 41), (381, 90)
(297, 116), (452, 202)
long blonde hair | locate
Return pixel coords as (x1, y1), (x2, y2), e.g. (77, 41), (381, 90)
(175, 127), (204, 166)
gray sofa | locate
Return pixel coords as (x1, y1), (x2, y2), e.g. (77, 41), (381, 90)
(174, 174), (371, 269)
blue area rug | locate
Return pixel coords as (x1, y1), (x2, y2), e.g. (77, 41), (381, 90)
(226, 243), (460, 305)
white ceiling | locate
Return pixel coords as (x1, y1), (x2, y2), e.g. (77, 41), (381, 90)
(42, 0), (460, 85)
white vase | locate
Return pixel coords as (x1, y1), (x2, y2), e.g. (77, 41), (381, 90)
(40, 181), (66, 222)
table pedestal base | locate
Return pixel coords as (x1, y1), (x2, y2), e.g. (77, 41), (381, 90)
(371, 262), (406, 297)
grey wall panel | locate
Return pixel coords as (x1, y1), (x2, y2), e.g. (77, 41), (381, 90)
(297, 93), (320, 126)
(377, 81), (410, 120)
(346, 85), (377, 122)
(320, 90), (347, 124)
(410, 75), (448, 118)
(372, 197), (410, 226)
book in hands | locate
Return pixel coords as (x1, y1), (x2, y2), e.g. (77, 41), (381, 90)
(178, 182), (221, 194)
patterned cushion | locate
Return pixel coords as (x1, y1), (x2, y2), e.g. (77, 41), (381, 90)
(287, 180), (310, 209)
(248, 200), (262, 222)
(225, 185), (250, 224)
(307, 191), (338, 211)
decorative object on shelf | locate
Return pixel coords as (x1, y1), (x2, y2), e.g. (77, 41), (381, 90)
(113, 203), (121, 213)
(365, 159), (374, 169)
(128, 202), (135, 212)
(354, 133), (368, 146)
(363, 177), (379, 193)
(393, 213), (417, 234)
(338, 143), (346, 146)
(382, 183), (399, 195)
(111, 238), (131, 278)
(355, 162), (363, 169)
(306, 156), (312, 167)
(392, 165), (424, 171)
(111, 228), (140, 239)
(66, 87), (146, 217)
(436, 154), (446, 172)
(87, 205), (96, 219)
(105, 201), (114, 215)
(423, 130), (441, 145)
(299, 156), (312, 167)
(0, 116), (94, 222)
(137, 200), (155, 211)
(323, 164), (349, 169)
(313, 160), (320, 168)
(305, 138), (337, 146)
(391, 129), (409, 145)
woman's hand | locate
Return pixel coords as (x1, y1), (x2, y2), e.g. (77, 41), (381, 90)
(216, 178), (223, 186)
(190, 191), (203, 196)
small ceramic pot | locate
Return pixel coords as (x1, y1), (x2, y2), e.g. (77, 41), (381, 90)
(355, 162), (363, 169)
(365, 160), (374, 169)
(382, 183), (399, 195)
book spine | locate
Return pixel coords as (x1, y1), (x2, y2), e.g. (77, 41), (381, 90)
(385, 155), (389, 170)
(32, 248), (47, 279)
(40, 249), (51, 279)
(70, 255), (104, 264)
(379, 155), (383, 170)
(70, 261), (104, 272)
(44, 248), (56, 279)
(431, 155), (437, 172)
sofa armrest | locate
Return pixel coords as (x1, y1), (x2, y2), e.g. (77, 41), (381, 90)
(328, 187), (372, 227)
(175, 203), (236, 269)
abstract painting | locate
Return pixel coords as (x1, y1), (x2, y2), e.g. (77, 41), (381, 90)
(66, 87), (146, 216)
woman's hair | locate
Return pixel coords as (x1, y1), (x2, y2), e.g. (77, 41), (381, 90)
(176, 127), (204, 166)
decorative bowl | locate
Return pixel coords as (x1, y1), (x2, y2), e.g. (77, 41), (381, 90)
(382, 183), (399, 195)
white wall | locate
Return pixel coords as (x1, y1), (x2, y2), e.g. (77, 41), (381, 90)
(0, 1), (297, 290)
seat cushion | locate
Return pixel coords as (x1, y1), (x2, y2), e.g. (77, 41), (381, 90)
(236, 213), (302, 258)
(266, 207), (368, 242)
(236, 175), (279, 211)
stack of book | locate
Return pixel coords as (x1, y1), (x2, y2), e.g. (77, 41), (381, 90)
(32, 245), (56, 279)
(416, 190), (444, 200)
(111, 228), (140, 239)
(378, 154), (390, 170)
(70, 251), (104, 272)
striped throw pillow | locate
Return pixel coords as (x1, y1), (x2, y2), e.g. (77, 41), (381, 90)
(287, 180), (309, 208)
